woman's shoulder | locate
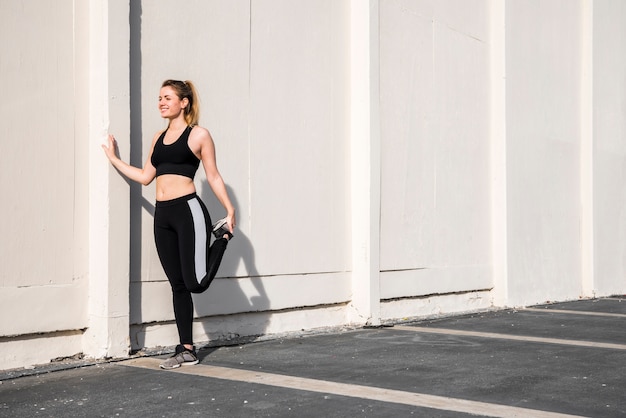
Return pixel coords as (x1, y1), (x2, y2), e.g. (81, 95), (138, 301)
(189, 124), (210, 135)
(188, 125), (215, 156)
(189, 125), (213, 142)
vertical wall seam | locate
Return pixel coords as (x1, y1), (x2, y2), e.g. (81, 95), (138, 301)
(490, 0), (508, 307)
(86, 0), (111, 358)
(248, 0), (253, 236)
(349, 0), (381, 325)
(580, 0), (595, 297)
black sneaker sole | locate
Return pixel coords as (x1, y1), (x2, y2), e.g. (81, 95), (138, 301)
(212, 219), (233, 239)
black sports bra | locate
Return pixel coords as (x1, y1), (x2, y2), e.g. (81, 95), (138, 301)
(151, 126), (200, 179)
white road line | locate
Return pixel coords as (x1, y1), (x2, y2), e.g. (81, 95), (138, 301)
(393, 326), (626, 350)
(122, 357), (584, 418)
(524, 307), (626, 318)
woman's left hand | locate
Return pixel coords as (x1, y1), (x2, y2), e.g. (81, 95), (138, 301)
(225, 213), (236, 233)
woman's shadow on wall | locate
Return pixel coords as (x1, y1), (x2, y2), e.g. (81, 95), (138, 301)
(194, 184), (269, 355)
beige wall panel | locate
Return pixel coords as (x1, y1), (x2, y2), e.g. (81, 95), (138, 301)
(380, 1), (434, 269)
(379, 1), (491, 288)
(0, 280), (87, 336)
(133, 305), (350, 350)
(380, 290), (492, 323)
(380, 266), (491, 300)
(0, 0), (88, 341)
(192, 273), (351, 317)
(131, 272), (351, 324)
(249, 0), (351, 276)
(1, 332), (83, 371)
(592, 0), (626, 296)
(0, 0), (83, 286)
(505, 1), (583, 305)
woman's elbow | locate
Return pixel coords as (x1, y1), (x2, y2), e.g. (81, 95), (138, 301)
(206, 173), (224, 186)
(140, 174), (155, 186)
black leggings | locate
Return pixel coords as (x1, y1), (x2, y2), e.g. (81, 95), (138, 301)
(154, 193), (228, 346)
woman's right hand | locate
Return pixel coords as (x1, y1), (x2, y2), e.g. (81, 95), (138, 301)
(102, 135), (119, 161)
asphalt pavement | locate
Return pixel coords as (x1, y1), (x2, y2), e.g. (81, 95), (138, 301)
(1, 297), (625, 417)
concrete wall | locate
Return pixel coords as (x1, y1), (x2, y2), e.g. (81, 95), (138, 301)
(504, 1), (584, 305)
(1, 0), (625, 370)
(592, 0), (626, 297)
(379, 0), (492, 315)
(0, 0), (90, 367)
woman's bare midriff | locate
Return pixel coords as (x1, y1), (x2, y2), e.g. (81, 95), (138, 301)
(156, 175), (197, 201)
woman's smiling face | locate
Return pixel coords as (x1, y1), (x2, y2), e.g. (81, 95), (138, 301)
(158, 86), (187, 119)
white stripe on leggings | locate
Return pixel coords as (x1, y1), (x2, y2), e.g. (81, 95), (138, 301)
(187, 198), (207, 283)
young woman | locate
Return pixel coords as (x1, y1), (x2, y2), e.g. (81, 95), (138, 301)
(102, 79), (236, 369)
